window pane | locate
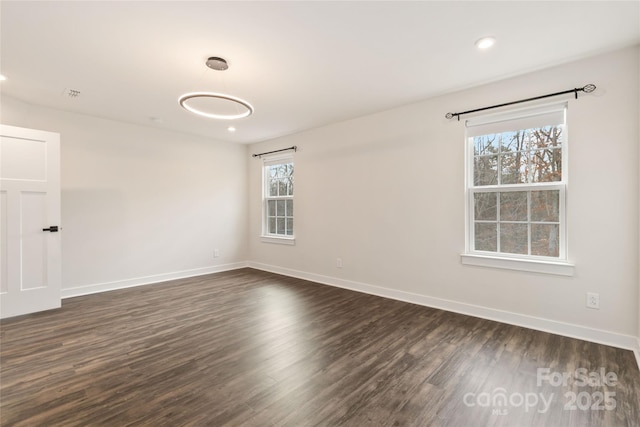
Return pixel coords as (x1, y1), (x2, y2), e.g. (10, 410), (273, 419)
(531, 224), (559, 257)
(474, 192), (496, 221)
(474, 155), (498, 186)
(531, 224), (560, 257)
(269, 166), (278, 178)
(475, 222), (497, 252)
(530, 148), (562, 182)
(268, 217), (276, 234)
(276, 200), (285, 217)
(286, 218), (293, 235)
(501, 130), (528, 153)
(500, 191), (527, 221)
(269, 180), (278, 197)
(273, 179), (287, 196)
(531, 190), (559, 222)
(287, 177), (294, 196)
(530, 126), (563, 149)
(276, 218), (285, 234)
(285, 200), (293, 217)
(474, 134), (499, 156)
(500, 223), (528, 255)
(500, 151), (528, 184)
(268, 200), (276, 216)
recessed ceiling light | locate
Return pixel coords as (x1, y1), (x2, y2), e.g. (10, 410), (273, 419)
(227, 126), (236, 132)
(475, 36), (496, 50)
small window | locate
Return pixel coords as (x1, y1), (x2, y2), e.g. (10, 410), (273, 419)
(262, 155), (294, 243)
(462, 104), (573, 274)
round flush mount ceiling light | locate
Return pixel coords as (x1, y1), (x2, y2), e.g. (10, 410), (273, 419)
(475, 36), (496, 50)
(179, 92), (254, 120)
(179, 56), (253, 120)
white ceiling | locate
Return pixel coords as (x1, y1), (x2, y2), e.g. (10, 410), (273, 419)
(1, 1), (639, 144)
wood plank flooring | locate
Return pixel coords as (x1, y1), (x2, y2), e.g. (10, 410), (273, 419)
(1, 268), (639, 426)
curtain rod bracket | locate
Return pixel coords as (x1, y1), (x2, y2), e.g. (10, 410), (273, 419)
(445, 83), (596, 120)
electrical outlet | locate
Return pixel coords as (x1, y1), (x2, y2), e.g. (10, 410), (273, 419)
(336, 257), (343, 268)
(586, 292), (599, 309)
(214, 249), (220, 258)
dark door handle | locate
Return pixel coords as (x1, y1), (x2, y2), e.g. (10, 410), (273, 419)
(42, 226), (59, 232)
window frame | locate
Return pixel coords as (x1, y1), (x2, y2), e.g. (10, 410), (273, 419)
(261, 154), (295, 245)
(461, 103), (574, 276)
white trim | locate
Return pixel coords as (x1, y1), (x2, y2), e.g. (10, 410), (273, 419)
(247, 262), (638, 355)
(61, 262), (249, 299)
(260, 235), (295, 245)
(461, 253), (574, 276)
(635, 338), (640, 372)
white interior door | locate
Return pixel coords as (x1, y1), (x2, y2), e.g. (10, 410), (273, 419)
(1, 124), (61, 319)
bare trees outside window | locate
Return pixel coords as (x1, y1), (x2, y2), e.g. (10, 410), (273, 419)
(264, 159), (294, 237)
(468, 106), (566, 259)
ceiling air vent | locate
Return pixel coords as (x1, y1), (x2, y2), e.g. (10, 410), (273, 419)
(62, 88), (81, 98)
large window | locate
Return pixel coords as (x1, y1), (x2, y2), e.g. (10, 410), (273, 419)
(463, 104), (572, 274)
(262, 155), (294, 242)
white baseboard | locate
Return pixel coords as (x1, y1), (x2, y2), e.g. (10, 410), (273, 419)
(248, 262), (640, 361)
(61, 262), (249, 299)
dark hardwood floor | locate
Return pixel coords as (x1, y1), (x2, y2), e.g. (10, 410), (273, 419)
(1, 268), (639, 426)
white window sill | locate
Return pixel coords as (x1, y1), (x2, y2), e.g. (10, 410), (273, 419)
(460, 253), (574, 276)
(261, 235), (295, 245)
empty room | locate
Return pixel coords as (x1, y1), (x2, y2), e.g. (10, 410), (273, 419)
(1, 1), (639, 426)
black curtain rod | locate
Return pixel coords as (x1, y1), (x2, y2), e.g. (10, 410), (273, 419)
(445, 84), (596, 121)
(252, 146), (297, 158)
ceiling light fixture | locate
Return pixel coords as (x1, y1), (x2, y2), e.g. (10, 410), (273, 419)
(206, 56), (229, 71)
(475, 36), (496, 50)
(179, 56), (253, 120)
(227, 126), (236, 132)
(0, 74), (7, 81)
(179, 92), (253, 120)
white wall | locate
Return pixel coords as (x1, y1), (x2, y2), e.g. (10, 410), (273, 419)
(1, 96), (249, 295)
(248, 46), (640, 345)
